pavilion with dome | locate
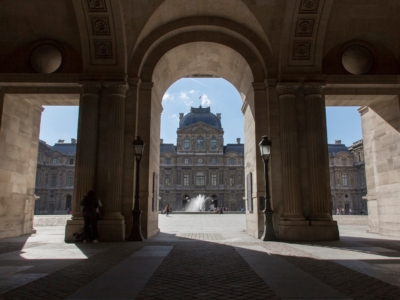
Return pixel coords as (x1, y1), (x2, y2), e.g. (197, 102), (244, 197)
(159, 106), (245, 211)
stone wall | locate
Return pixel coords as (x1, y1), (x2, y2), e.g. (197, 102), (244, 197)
(360, 99), (400, 237)
(0, 95), (42, 238)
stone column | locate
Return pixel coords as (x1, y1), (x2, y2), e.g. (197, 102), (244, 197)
(72, 84), (101, 218)
(97, 84), (127, 220)
(304, 85), (332, 220)
(276, 84), (305, 221)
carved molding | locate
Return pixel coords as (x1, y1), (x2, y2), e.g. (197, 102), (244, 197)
(94, 40), (113, 59)
(105, 84), (128, 96)
(295, 19), (315, 37)
(91, 17), (111, 35)
(299, 0), (319, 13)
(87, 0), (107, 12)
(276, 84), (300, 96)
(293, 42), (311, 60)
(81, 84), (102, 95)
(303, 84), (325, 96)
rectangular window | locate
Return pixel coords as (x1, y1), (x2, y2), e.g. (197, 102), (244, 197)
(211, 174), (217, 186)
(183, 174), (189, 186)
(342, 174), (348, 186)
(52, 158), (57, 164)
(69, 159), (74, 165)
(165, 175), (170, 186)
(67, 174), (73, 186)
(211, 158), (216, 165)
(51, 174), (57, 186)
(184, 139), (190, 149)
(229, 158), (235, 165)
(184, 158), (189, 164)
(166, 158), (171, 165)
(196, 175), (205, 186)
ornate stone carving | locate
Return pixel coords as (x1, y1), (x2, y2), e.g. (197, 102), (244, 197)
(91, 17), (110, 35)
(295, 19), (315, 36)
(81, 84), (102, 95)
(94, 40), (112, 58)
(106, 84), (127, 96)
(293, 42), (311, 60)
(276, 84), (299, 97)
(87, 0), (107, 12)
(303, 85), (325, 96)
(299, 0), (319, 13)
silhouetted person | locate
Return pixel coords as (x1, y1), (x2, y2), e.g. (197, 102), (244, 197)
(81, 190), (99, 242)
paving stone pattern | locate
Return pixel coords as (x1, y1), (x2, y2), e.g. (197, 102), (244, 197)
(0, 243), (144, 300)
(136, 241), (279, 300)
(0, 242), (45, 255)
(178, 233), (224, 240)
(261, 242), (400, 300)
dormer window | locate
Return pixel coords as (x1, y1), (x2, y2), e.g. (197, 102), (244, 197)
(197, 137), (204, 150)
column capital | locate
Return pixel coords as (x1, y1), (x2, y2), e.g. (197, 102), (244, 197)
(276, 83), (300, 96)
(303, 84), (325, 96)
(80, 83), (102, 95)
(105, 84), (128, 96)
(140, 81), (154, 91)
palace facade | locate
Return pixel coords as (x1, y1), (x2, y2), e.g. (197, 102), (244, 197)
(159, 106), (245, 211)
(34, 139), (76, 214)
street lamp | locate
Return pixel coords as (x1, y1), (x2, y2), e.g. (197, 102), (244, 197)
(127, 136), (145, 241)
(258, 136), (277, 241)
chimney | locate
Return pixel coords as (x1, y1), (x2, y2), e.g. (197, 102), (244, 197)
(71, 138), (77, 144)
(237, 138), (241, 144)
(58, 139), (64, 143)
(335, 140), (342, 144)
(160, 139), (164, 144)
(217, 113), (221, 120)
(179, 113), (184, 120)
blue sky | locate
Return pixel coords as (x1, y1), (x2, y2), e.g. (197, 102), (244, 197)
(40, 78), (362, 147)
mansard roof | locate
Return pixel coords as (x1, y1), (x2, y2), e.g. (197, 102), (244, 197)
(328, 143), (349, 154)
(160, 144), (176, 154)
(179, 106), (222, 130)
(224, 144), (244, 154)
(50, 143), (77, 155)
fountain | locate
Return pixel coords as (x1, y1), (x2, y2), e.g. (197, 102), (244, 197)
(185, 195), (214, 212)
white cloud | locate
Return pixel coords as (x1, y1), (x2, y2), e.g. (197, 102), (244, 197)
(201, 94), (212, 106)
(189, 89), (196, 94)
(162, 92), (174, 102)
(179, 91), (193, 106)
(171, 114), (179, 121)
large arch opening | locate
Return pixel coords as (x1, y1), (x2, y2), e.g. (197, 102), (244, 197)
(158, 77), (245, 225)
(131, 38), (270, 239)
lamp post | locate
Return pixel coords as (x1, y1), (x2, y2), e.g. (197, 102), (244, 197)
(126, 136), (145, 241)
(258, 136), (277, 241)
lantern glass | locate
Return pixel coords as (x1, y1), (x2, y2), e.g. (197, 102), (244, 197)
(258, 136), (272, 159)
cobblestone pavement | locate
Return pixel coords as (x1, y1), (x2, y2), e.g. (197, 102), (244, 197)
(259, 242), (400, 300)
(0, 242), (144, 300)
(136, 242), (279, 300)
(1, 215), (400, 299)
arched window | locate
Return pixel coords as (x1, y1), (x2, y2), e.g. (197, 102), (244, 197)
(184, 138), (190, 149)
(211, 137), (217, 149)
(66, 195), (72, 210)
(196, 172), (205, 186)
(197, 137), (204, 150)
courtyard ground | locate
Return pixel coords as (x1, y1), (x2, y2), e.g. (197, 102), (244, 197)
(0, 214), (399, 299)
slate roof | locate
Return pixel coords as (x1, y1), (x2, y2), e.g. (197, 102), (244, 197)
(224, 144), (244, 154)
(328, 143), (349, 154)
(160, 144), (176, 154)
(179, 106), (222, 129)
(50, 143), (77, 155)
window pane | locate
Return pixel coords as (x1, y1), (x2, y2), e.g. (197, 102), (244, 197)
(197, 138), (204, 150)
(184, 138), (190, 149)
(211, 137), (216, 149)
